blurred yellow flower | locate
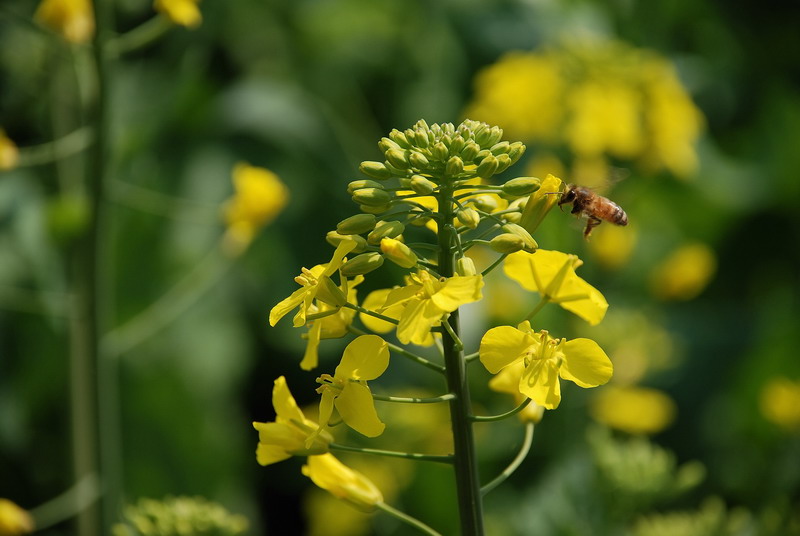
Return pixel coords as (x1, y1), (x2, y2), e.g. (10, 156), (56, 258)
(480, 321), (612, 409)
(34, 0), (94, 43)
(760, 377), (800, 431)
(589, 385), (676, 435)
(587, 222), (638, 270)
(252, 376), (332, 466)
(650, 243), (716, 301)
(0, 131), (19, 171)
(302, 454), (384, 512)
(466, 40), (703, 179)
(304, 488), (373, 536)
(0, 499), (34, 536)
(313, 335), (389, 439)
(223, 163), (289, 253)
(504, 249), (608, 325)
(154, 0), (202, 28)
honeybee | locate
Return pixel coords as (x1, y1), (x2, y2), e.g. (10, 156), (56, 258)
(559, 184), (628, 239)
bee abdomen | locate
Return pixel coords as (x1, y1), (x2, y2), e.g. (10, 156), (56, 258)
(612, 205), (628, 226)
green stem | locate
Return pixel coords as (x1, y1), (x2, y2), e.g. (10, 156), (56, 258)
(347, 325), (444, 374)
(377, 502), (443, 536)
(480, 423), (535, 496)
(437, 187), (485, 535)
(480, 253), (508, 278)
(471, 398), (532, 422)
(16, 127), (94, 167)
(441, 316), (464, 351)
(343, 302), (399, 325)
(106, 15), (173, 57)
(28, 474), (100, 532)
(372, 393), (455, 404)
(329, 443), (453, 464)
(524, 296), (550, 322)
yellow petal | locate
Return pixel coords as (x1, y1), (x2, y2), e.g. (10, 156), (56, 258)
(560, 338), (613, 388)
(255, 443), (292, 466)
(272, 376), (306, 423)
(269, 286), (311, 327)
(518, 174), (563, 234)
(336, 382), (385, 437)
(301, 320), (323, 371)
(395, 298), (442, 345)
(336, 335), (389, 381)
(479, 326), (534, 374)
(520, 360), (561, 409)
(556, 276), (608, 326)
(154, 0), (202, 28)
(302, 454), (383, 511)
(360, 289), (398, 333)
(430, 275), (484, 311)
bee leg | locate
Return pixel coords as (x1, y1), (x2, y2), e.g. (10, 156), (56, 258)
(584, 217), (602, 239)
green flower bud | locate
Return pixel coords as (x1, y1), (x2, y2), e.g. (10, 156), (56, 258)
(456, 256), (477, 276)
(352, 188), (393, 206)
(502, 177), (542, 197)
(446, 156), (464, 177)
(340, 252), (384, 276)
(489, 233), (525, 254)
(348, 179), (385, 194)
(380, 238), (418, 269)
(384, 162), (409, 177)
(388, 129), (411, 148)
(502, 223), (538, 252)
(368, 220), (405, 244)
(470, 194), (501, 213)
(398, 177), (413, 189)
(449, 135), (465, 155)
(508, 197), (528, 211)
(460, 142), (480, 161)
(432, 142), (448, 161)
(409, 151), (430, 169)
(326, 231), (367, 252)
(410, 175), (437, 195)
(415, 119), (430, 131)
(490, 141), (510, 155)
(316, 277), (348, 307)
(456, 207), (481, 229)
(359, 161), (393, 180)
(508, 141), (526, 163)
(414, 128), (430, 148)
(337, 213), (377, 235)
(378, 137), (401, 153)
(385, 148), (410, 170)
(476, 154), (499, 178)
(495, 153), (512, 174)
(502, 212), (522, 224)
(359, 203), (392, 214)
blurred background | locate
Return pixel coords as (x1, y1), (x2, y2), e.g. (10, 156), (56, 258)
(1, 0), (799, 534)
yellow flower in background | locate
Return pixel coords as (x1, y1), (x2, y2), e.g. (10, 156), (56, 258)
(154, 0), (202, 28)
(313, 335), (390, 439)
(0, 499), (34, 536)
(480, 321), (612, 409)
(589, 385), (676, 435)
(252, 376), (332, 467)
(382, 271), (483, 345)
(302, 454), (383, 512)
(488, 361), (545, 423)
(466, 40), (703, 179)
(0, 131), (19, 171)
(269, 240), (356, 328)
(504, 249), (608, 325)
(650, 242), (716, 301)
(34, 0), (94, 43)
(223, 163), (289, 253)
(587, 222), (638, 270)
(760, 377), (800, 431)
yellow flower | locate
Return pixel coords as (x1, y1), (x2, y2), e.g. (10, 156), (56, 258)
(269, 240), (357, 328)
(301, 277), (362, 371)
(488, 361), (545, 423)
(589, 385), (676, 434)
(302, 454), (383, 512)
(504, 249), (608, 325)
(223, 163), (289, 253)
(0, 131), (20, 171)
(34, 0), (94, 43)
(382, 270), (483, 345)
(0, 499), (34, 535)
(314, 335), (390, 438)
(518, 174), (562, 235)
(650, 243), (716, 301)
(154, 0), (202, 28)
(760, 377), (800, 431)
(480, 321), (613, 409)
(252, 376), (332, 467)
(587, 222), (638, 270)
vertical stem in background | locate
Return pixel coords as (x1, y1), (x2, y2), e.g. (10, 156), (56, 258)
(437, 187), (485, 535)
(69, 3), (112, 535)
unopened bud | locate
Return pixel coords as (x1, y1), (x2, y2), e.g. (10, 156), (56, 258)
(432, 142), (448, 161)
(502, 177), (542, 197)
(490, 141), (510, 155)
(414, 128), (430, 148)
(410, 175), (437, 195)
(446, 156), (464, 177)
(449, 135), (465, 155)
(316, 277), (348, 307)
(495, 153), (512, 174)
(378, 137), (401, 153)
(352, 188), (392, 206)
(502, 223), (538, 252)
(380, 238), (418, 268)
(457, 207), (481, 229)
(348, 179), (384, 194)
(337, 213), (377, 235)
(502, 212), (522, 224)
(388, 129), (411, 148)
(470, 194), (501, 213)
(489, 233), (525, 254)
(508, 142), (526, 163)
(460, 142), (480, 161)
(368, 220), (405, 244)
(476, 155), (499, 178)
(340, 252), (384, 276)
(409, 151), (430, 169)
(359, 161), (393, 180)
(359, 203), (392, 215)
(456, 257), (477, 276)
(326, 231), (367, 252)
(385, 148), (410, 170)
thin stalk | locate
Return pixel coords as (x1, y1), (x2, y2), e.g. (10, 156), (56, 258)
(347, 325), (444, 374)
(480, 253), (508, 278)
(329, 443), (453, 464)
(372, 393), (455, 404)
(377, 502), (443, 536)
(343, 302), (399, 325)
(16, 127), (94, 167)
(524, 296), (550, 322)
(471, 398), (532, 422)
(437, 186), (485, 535)
(480, 423), (535, 496)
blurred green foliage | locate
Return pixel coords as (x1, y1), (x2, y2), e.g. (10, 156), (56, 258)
(1, 0), (799, 534)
